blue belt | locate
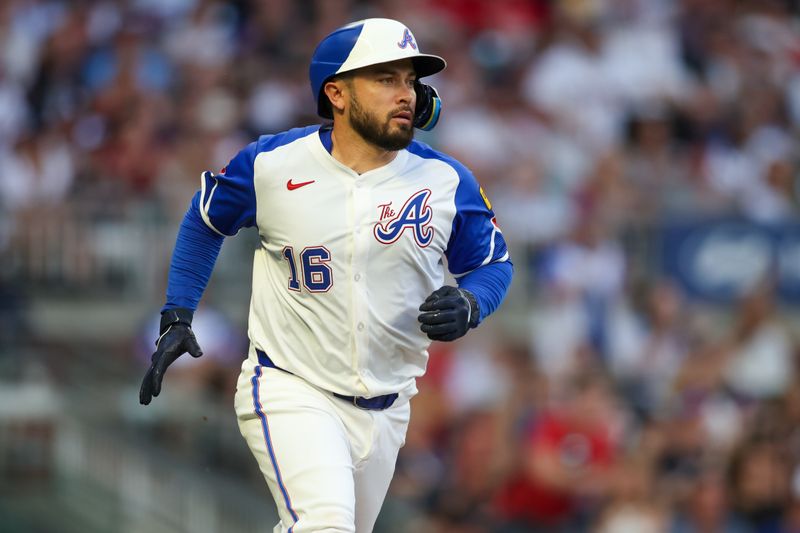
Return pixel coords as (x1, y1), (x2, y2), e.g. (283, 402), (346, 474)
(256, 349), (398, 411)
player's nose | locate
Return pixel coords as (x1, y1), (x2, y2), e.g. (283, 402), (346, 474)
(397, 83), (414, 105)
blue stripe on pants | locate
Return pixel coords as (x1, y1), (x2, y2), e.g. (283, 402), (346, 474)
(251, 365), (299, 530)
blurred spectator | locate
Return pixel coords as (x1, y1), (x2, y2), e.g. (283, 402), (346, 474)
(0, 128), (75, 213)
(723, 284), (794, 402)
(532, 206), (627, 377)
(608, 280), (690, 417)
(728, 439), (791, 532)
(521, 2), (623, 156)
(670, 340), (745, 456)
(493, 371), (621, 532)
(622, 104), (707, 218)
(594, 458), (668, 533)
(670, 468), (752, 533)
(490, 156), (577, 248)
(427, 409), (503, 531)
(442, 338), (510, 416)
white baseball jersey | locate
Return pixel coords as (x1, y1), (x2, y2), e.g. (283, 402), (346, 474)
(199, 125), (509, 399)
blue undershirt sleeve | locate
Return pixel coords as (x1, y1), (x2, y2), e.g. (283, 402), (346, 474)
(456, 260), (514, 324)
(162, 192), (225, 312)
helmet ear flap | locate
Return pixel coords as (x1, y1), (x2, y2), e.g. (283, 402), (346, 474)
(413, 81), (442, 131)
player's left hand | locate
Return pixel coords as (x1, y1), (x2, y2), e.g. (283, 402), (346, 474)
(418, 286), (479, 342)
(139, 308), (203, 405)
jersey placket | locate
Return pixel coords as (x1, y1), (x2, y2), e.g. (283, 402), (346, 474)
(350, 177), (372, 395)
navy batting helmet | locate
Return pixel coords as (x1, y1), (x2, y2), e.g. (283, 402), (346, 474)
(309, 18), (446, 120)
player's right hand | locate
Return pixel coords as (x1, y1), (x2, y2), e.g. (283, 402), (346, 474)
(139, 308), (203, 405)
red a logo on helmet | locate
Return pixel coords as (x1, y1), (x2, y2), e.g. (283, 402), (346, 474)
(397, 28), (417, 50)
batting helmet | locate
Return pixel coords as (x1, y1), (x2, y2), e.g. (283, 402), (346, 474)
(309, 18), (446, 120)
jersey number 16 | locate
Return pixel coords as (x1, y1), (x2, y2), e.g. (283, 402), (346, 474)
(282, 246), (333, 293)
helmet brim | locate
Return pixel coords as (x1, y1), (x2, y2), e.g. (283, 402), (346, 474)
(411, 54), (447, 78)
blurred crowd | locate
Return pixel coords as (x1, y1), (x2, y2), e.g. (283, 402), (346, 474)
(3, 0), (800, 532)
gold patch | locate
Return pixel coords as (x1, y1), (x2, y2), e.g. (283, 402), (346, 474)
(479, 186), (492, 210)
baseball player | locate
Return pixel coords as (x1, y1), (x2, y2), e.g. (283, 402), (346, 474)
(139, 18), (513, 533)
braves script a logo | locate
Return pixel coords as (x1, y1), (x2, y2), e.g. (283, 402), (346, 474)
(374, 189), (433, 247)
(397, 28), (417, 50)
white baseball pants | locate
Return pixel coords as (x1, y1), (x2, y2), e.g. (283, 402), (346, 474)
(234, 357), (411, 533)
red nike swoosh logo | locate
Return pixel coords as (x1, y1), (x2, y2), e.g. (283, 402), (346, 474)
(287, 179), (315, 190)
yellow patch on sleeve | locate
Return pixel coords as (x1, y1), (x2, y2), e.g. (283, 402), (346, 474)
(479, 186), (492, 210)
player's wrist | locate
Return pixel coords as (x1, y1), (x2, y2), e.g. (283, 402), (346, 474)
(159, 307), (194, 333)
(458, 289), (479, 329)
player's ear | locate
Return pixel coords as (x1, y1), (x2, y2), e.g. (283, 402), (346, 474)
(324, 78), (348, 115)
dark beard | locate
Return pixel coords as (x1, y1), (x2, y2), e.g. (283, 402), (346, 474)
(349, 94), (414, 151)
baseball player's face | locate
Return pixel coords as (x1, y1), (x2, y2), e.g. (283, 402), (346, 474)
(346, 60), (417, 151)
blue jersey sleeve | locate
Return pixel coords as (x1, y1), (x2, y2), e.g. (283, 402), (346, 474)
(162, 193), (225, 312)
(444, 165), (510, 276)
(406, 141), (510, 276)
(198, 142), (259, 236)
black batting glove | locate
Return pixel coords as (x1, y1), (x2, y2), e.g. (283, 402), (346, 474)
(139, 308), (203, 405)
(418, 286), (479, 342)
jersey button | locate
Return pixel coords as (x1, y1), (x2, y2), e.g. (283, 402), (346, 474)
(357, 323), (365, 331)
(354, 273), (361, 282)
